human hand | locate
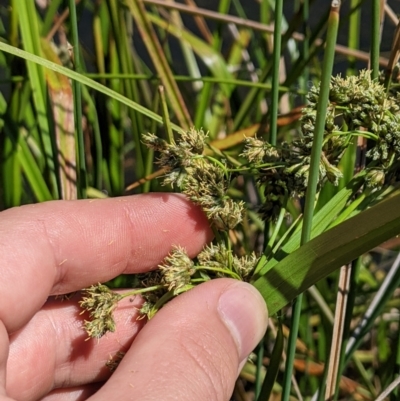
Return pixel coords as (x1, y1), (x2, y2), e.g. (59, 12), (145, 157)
(1, 194), (268, 401)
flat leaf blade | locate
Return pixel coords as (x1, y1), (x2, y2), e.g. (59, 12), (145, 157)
(253, 191), (400, 315)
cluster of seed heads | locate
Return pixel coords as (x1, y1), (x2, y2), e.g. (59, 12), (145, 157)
(142, 128), (245, 230)
(79, 284), (122, 339)
(135, 243), (259, 319)
(242, 70), (400, 219)
(80, 69), (400, 339)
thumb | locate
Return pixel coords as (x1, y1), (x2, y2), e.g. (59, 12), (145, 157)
(91, 278), (268, 401)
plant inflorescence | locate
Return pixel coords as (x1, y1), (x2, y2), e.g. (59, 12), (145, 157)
(80, 69), (400, 339)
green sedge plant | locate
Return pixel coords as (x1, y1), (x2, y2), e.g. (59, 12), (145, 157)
(2, 0), (400, 400)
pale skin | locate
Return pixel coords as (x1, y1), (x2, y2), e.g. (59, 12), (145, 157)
(0, 193), (268, 401)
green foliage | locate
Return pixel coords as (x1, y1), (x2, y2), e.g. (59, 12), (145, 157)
(1, 1), (400, 400)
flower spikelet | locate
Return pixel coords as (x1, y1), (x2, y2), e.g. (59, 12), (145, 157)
(79, 284), (122, 339)
(142, 128), (208, 187)
(197, 243), (231, 273)
(197, 243), (258, 280)
(365, 168), (386, 188)
(203, 198), (245, 230)
(232, 252), (259, 280)
(241, 136), (280, 163)
(180, 127), (207, 155)
(183, 158), (245, 230)
(159, 246), (196, 293)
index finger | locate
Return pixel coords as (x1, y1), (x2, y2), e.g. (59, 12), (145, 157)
(0, 193), (212, 332)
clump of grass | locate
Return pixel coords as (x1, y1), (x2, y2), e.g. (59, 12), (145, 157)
(81, 69), (400, 328)
(3, 1), (400, 400)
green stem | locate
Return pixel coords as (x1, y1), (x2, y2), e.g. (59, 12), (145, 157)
(148, 285), (195, 318)
(301, 0), (310, 104)
(83, 73), (295, 92)
(301, 2), (340, 245)
(227, 163), (287, 173)
(255, 339), (264, 398)
(264, 206), (286, 257)
(203, 155), (229, 173)
(120, 285), (165, 298)
(281, 3), (340, 400)
(198, 265), (241, 280)
(347, 0), (361, 74)
(269, 0), (283, 146)
(328, 130), (379, 141)
(68, 0), (87, 199)
(148, 290), (177, 319)
(159, 85), (175, 145)
(257, 317), (284, 401)
(370, 0), (380, 79)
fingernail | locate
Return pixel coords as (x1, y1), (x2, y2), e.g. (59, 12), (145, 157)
(217, 282), (268, 363)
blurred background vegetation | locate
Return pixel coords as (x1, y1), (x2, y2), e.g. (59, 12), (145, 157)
(1, 0), (400, 400)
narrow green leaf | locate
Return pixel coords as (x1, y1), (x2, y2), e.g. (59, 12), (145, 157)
(147, 12), (234, 98)
(0, 41), (184, 133)
(16, 0), (59, 198)
(254, 173), (365, 278)
(269, 0), (283, 145)
(125, 0), (192, 129)
(17, 128), (53, 202)
(257, 321), (284, 401)
(68, 0), (87, 199)
(253, 191), (400, 315)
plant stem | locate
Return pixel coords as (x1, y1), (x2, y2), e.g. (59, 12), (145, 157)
(269, 0), (283, 146)
(370, 0), (380, 79)
(257, 318), (284, 401)
(68, 0), (87, 199)
(0, 42), (184, 133)
(280, 3), (341, 400)
(159, 86), (175, 145)
(198, 265), (241, 280)
(301, 1), (340, 244)
(120, 285), (165, 298)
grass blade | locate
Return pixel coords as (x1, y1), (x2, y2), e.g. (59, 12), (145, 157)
(125, 0), (192, 129)
(269, 0), (284, 146)
(16, 0), (58, 199)
(281, 3), (341, 399)
(0, 41), (184, 132)
(253, 190), (400, 315)
(67, 0), (86, 198)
